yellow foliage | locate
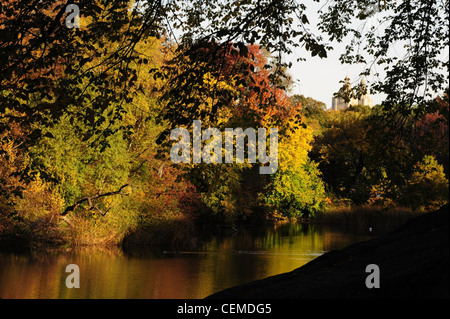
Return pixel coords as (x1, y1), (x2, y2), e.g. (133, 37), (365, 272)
(13, 174), (64, 221)
(278, 124), (314, 171)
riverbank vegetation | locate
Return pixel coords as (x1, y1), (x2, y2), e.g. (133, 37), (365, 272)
(314, 205), (422, 234)
(1, 0), (448, 250)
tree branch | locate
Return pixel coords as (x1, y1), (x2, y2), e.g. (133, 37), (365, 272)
(61, 184), (129, 216)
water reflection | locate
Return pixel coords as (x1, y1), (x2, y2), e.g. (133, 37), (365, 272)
(0, 223), (378, 299)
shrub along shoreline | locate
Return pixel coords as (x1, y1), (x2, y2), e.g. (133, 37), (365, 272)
(0, 204), (425, 252)
(313, 205), (422, 233)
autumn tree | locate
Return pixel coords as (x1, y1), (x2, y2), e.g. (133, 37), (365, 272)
(1, 0), (447, 188)
(1, 0), (449, 245)
(311, 108), (374, 204)
(398, 155), (449, 211)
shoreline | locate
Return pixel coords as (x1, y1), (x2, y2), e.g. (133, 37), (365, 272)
(207, 204), (449, 299)
(0, 205), (427, 253)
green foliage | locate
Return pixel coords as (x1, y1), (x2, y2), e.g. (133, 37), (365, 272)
(0, 31), (203, 248)
(265, 160), (327, 219)
(1, 0), (448, 250)
(398, 155), (449, 211)
(311, 94), (449, 211)
(28, 114), (130, 204)
(311, 108), (373, 203)
(291, 94), (330, 133)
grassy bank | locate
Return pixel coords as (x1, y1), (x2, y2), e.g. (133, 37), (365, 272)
(0, 204), (435, 251)
(0, 211), (199, 251)
(314, 205), (423, 233)
(121, 214), (198, 250)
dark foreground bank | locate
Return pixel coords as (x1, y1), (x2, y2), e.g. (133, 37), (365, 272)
(207, 205), (449, 299)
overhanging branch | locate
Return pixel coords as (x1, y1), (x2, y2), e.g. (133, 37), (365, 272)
(61, 184), (129, 216)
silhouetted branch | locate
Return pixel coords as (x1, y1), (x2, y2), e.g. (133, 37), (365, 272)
(61, 184), (129, 216)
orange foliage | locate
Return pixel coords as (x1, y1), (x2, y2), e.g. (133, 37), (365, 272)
(233, 45), (301, 127)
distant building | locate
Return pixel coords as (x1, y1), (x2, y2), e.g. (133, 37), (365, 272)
(332, 76), (373, 111)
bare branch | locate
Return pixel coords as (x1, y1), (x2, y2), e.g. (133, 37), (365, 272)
(61, 184), (129, 216)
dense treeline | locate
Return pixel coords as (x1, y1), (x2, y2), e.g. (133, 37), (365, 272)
(0, 0), (448, 249)
(306, 96), (449, 209)
(0, 37), (328, 248)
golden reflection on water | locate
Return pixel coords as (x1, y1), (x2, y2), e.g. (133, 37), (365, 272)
(0, 223), (376, 299)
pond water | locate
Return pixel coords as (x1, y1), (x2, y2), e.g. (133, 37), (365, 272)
(0, 222), (382, 299)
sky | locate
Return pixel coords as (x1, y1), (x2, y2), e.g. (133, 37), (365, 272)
(165, 1), (402, 110)
(283, 1), (387, 110)
(164, 1), (448, 111)
(287, 43), (386, 110)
